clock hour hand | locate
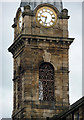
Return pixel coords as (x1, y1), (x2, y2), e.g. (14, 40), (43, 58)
(45, 17), (47, 23)
(41, 15), (47, 23)
(41, 15), (47, 18)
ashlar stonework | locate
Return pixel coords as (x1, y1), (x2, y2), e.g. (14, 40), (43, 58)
(8, 3), (74, 119)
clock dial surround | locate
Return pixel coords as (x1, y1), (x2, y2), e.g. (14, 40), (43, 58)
(36, 7), (57, 28)
(17, 11), (22, 32)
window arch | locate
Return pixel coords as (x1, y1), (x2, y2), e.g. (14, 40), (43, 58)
(39, 62), (54, 101)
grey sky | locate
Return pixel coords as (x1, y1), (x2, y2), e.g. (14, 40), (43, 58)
(1, 1), (82, 119)
(63, 2), (82, 104)
(0, 2), (2, 120)
(82, 1), (84, 98)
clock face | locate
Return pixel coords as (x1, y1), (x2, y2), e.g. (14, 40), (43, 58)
(36, 7), (57, 28)
(17, 11), (22, 32)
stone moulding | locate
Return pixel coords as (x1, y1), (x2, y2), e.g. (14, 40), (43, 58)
(8, 34), (74, 56)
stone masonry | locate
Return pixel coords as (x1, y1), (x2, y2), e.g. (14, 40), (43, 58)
(8, 3), (74, 119)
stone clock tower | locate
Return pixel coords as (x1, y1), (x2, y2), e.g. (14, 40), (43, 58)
(8, 0), (74, 119)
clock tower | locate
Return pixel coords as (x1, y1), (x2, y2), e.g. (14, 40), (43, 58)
(8, 0), (74, 119)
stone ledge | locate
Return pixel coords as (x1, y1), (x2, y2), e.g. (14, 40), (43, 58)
(8, 34), (74, 56)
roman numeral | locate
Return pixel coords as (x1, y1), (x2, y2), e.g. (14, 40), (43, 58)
(51, 20), (54, 23)
(52, 17), (55, 19)
(39, 19), (42, 21)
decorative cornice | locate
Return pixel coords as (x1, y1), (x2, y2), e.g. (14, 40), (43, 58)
(8, 34), (74, 56)
(14, 34), (74, 41)
(8, 38), (25, 56)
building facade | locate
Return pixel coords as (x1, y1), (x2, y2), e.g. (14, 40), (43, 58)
(50, 97), (84, 120)
(8, 0), (75, 119)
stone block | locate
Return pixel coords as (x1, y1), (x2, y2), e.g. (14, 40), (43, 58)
(40, 28), (53, 36)
(53, 29), (63, 37)
(12, 7), (71, 118)
(32, 28), (40, 35)
(23, 27), (31, 34)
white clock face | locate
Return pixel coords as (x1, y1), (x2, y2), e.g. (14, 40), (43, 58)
(17, 11), (22, 32)
(19, 13), (22, 29)
(36, 7), (57, 28)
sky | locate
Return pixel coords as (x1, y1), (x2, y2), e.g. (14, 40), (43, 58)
(0, 1), (82, 119)
(82, 1), (84, 96)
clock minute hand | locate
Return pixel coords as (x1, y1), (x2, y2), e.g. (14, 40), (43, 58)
(41, 15), (47, 23)
(45, 16), (47, 23)
(41, 15), (47, 18)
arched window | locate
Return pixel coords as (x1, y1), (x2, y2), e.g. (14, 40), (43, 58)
(39, 62), (54, 101)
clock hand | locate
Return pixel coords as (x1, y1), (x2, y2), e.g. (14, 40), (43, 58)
(41, 15), (47, 18)
(45, 16), (47, 23)
(41, 14), (47, 23)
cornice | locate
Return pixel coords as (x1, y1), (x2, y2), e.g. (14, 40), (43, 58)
(8, 34), (74, 56)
